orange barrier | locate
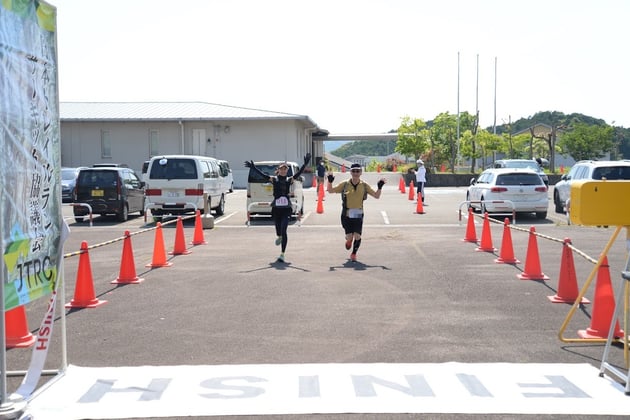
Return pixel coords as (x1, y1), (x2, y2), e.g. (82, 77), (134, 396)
(112, 231), (144, 284)
(316, 192), (324, 214)
(517, 226), (549, 280)
(408, 181), (415, 201)
(415, 197), (425, 214)
(170, 217), (191, 255)
(5, 305), (35, 349)
(495, 218), (519, 264)
(146, 222), (173, 268)
(475, 213), (496, 252)
(577, 256), (623, 339)
(66, 241), (108, 308)
(191, 210), (207, 245)
(547, 238), (589, 304)
(462, 209), (477, 243)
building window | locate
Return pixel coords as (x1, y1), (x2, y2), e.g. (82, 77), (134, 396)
(101, 130), (111, 158)
(149, 129), (159, 156)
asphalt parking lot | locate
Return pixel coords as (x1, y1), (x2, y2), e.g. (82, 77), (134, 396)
(7, 183), (630, 419)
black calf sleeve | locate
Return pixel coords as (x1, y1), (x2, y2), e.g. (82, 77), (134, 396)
(352, 239), (361, 253)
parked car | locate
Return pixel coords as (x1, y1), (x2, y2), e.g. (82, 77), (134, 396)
(144, 155), (226, 218)
(492, 159), (549, 185)
(218, 160), (234, 193)
(61, 167), (85, 203)
(73, 167), (145, 222)
(553, 160), (630, 213)
(467, 168), (549, 219)
(246, 161), (304, 218)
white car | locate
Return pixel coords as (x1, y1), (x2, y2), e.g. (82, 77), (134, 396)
(246, 161), (304, 218)
(467, 168), (549, 219)
(553, 160), (630, 213)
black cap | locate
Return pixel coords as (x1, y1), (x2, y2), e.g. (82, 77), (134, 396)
(350, 163), (362, 169)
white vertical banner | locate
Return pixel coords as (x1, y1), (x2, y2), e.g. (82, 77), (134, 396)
(0, 0), (62, 401)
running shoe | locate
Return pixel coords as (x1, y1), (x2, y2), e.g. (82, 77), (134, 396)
(345, 239), (352, 250)
(350, 253), (357, 262)
(277, 253), (285, 263)
(275, 236), (282, 246)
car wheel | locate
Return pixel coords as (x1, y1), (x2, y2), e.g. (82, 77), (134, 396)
(117, 203), (129, 222)
(535, 211), (547, 219)
(215, 195), (225, 216)
(553, 191), (564, 213)
(480, 198), (488, 215)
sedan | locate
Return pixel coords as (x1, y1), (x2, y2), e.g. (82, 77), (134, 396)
(467, 168), (549, 219)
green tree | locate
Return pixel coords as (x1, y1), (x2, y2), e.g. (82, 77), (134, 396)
(395, 116), (430, 161)
(558, 123), (614, 161)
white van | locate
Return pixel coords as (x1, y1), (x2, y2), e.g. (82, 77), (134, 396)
(246, 160), (304, 218)
(144, 155), (226, 218)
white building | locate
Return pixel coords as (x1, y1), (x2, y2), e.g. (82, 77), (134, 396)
(60, 102), (327, 188)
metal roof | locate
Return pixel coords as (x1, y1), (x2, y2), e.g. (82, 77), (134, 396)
(60, 101), (318, 126)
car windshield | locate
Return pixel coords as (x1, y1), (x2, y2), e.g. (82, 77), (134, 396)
(592, 166), (630, 180)
(61, 169), (76, 180)
(77, 170), (117, 187)
(496, 173), (543, 186)
(248, 164), (294, 182)
(149, 158), (198, 180)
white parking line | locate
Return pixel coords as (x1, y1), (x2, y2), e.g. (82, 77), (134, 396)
(381, 210), (390, 224)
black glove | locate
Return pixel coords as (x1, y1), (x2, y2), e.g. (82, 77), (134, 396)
(327, 174), (335, 183)
(377, 179), (385, 190)
(303, 153), (311, 166)
(244, 160), (254, 168)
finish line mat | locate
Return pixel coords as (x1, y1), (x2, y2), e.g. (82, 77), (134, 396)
(26, 363), (629, 418)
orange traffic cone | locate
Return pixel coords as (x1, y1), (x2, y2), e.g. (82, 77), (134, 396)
(170, 217), (191, 255)
(415, 197), (425, 214)
(475, 213), (496, 252)
(5, 306), (36, 349)
(548, 238), (589, 304)
(578, 256), (623, 339)
(341, 164), (346, 173)
(146, 222), (173, 268)
(112, 231), (144, 284)
(311, 175), (317, 188)
(66, 241), (107, 308)
(400, 178), (406, 194)
(495, 218), (520, 264)
(191, 210), (207, 245)
(408, 181), (415, 201)
(462, 208), (477, 243)
(517, 226), (549, 280)
(318, 183), (325, 200)
(398, 177), (403, 193)
(316, 193), (324, 214)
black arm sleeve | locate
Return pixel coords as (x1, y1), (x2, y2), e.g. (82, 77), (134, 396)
(249, 163), (270, 180)
(293, 161), (308, 179)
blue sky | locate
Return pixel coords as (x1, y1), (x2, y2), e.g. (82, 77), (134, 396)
(52, 0), (629, 133)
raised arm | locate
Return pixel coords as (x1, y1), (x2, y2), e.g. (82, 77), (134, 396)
(293, 153), (311, 179)
(244, 160), (271, 181)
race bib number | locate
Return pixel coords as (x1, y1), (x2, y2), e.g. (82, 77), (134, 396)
(348, 208), (363, 218)
(274, 196), (290, 207)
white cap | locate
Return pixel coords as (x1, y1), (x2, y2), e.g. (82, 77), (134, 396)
(417, 159), (424, 165)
